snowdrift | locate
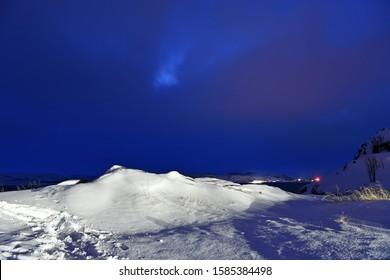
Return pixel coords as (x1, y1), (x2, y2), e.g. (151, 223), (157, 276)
(65, 167), (295, 233)
(0, 165), (297, 236)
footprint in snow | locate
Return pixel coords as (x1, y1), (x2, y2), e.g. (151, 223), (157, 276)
(116, 243), (129, 250)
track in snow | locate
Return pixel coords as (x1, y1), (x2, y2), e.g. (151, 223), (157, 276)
(0, 202), (114, 259)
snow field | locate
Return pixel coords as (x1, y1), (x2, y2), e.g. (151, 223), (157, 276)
(1, 166), (389, 260)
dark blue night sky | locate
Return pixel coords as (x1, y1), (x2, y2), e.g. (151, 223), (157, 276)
(1, 0), (390, 177)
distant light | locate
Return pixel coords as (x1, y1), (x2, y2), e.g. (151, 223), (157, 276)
(251, 180), (264, 184)
(297, 178), (302, 182)
(314, 177), (321, 182)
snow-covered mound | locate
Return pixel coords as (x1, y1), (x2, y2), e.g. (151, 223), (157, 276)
(311, 128), (390, 193)
(0, 167), (298, 258)
(65, 168), (294, 233)
(1, 166), (390, 260)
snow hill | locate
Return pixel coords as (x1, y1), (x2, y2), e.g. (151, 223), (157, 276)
(1, 165), (390, 260)
(310, 128), (390, 194)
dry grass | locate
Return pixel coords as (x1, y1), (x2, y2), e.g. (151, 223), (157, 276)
(322, 186), (390, 203)
(335, 212), (349, 224)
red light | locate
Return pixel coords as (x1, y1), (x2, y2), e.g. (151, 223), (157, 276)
(314, 177), (320, 182)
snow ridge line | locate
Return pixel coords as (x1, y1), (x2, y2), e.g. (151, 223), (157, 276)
(0, 201), (113, 259)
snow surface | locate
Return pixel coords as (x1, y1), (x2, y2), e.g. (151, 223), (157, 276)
(1, 167), (390, 260)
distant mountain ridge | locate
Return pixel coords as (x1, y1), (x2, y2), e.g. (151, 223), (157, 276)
(193, 172), (296, 184)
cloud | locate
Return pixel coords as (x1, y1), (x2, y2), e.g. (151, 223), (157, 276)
(154, 51), (186, 88)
